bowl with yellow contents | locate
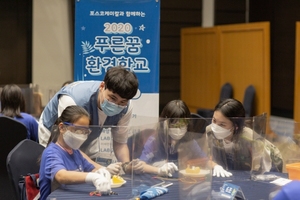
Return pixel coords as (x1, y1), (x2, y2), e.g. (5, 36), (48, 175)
(179, 165), (210, 177)
(111, 175), (127, 188)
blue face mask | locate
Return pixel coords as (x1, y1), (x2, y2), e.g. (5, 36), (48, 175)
(100, 98), (126, 116)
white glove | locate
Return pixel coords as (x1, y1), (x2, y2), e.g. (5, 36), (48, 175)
(106, 162), (122, 175)
(95, 167), (112, 179)
(157, 162), (178, 177)
(86, 169), (111, 193)
(213, 165), (232, 177)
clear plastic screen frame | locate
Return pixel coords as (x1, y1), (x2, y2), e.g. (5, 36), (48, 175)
(129, 117), (212, 200)
(266, 116), (300, 173)
(206, 113), (282, 175)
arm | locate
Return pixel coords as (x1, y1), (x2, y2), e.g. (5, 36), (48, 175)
(55, 169), (88, 184)
(58, 95), (76, 116)
(140, 161), (160, 174)
(55, 169), (111, 194)
(124, 160), (159, 175)
(113, 140), (130, 162)
(111, 103), (133, 163)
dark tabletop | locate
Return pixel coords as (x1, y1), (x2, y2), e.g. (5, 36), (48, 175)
(47, 171), (288, 200)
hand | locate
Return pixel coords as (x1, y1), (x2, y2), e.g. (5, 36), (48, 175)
(132, 160), (144, 174)
(157, 162), (178, 177)
(213, 165), (232, 177)
(85, 171), (111, 194)
(95, 167), (112, 181)
(122, 159), (143, 174)
(106, 162), (122, 175)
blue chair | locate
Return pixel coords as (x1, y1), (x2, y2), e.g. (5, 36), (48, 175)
(243, 85), (255, 117)
(0, 116), (27, 200)
(7, 139), (45, 200)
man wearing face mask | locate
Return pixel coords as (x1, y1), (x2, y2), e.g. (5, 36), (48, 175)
(132, 100), (207, 177)
(206, 98), (283, 178)
(38, 66), (139, 175)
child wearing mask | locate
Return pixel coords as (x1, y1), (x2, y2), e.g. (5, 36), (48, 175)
(126, 100), (207, 177)
(38, 66), (139, 175)
(206, 98), (283, 177)
(39, 105), (111, 199)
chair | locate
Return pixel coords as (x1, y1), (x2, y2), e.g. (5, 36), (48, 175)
(197, 82), (233, 118)
(0, 116), (28, 199)
(243, 85), (255, 117)
(7, 139), (45, 200)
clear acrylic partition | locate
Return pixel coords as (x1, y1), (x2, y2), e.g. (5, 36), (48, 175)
(93, 116), (159, 166)
(90, 116), (160, 199)
(267, 118), (300, 173)
(130, 117), (212, 200)
(249, 113), (269, 175)
(129, 119), (165, 198)
(207, 113), (280, 175)
(176, 117), (212, 200)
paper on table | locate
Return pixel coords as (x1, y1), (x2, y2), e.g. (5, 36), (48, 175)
(270, 178), (292, 186)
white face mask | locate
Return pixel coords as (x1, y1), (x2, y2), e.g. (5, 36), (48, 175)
(168, 126), (187, 140)
(63, 130), (88, 149)
(211, 123), (232, 140)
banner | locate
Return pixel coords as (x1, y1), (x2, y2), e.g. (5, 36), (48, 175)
(74, 0), (160, 162)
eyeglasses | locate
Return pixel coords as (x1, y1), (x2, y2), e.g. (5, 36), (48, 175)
(63, 122), (92, 135)
(169, 119), (189, 128)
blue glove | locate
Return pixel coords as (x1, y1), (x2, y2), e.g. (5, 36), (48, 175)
(140, 187), (168, 200)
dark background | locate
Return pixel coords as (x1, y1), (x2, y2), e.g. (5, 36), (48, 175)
(0, 0), (298, 118)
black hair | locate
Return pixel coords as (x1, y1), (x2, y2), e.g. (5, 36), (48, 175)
(103, 66), (139, 99)
(214, 98), (245, 135)
(159, 100), (193, 145)
(160, 100), (191, 123)
(1, 84), (25, 118)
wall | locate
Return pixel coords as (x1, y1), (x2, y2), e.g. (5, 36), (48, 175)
(181, 22), (271, 117)
(159, 0), (202, 112)
(31, 0), (203, 110)
(0, 0), (32, 84)
(32, 0), (73, 106)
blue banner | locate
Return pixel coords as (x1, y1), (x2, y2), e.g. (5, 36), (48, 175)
(74, 0), (160, 94)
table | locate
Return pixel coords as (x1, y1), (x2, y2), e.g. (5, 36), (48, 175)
(47, 171), (288, 200)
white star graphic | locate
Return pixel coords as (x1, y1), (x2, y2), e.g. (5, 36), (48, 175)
(81, 26), (86, 31)
(139, 24), (146, 31)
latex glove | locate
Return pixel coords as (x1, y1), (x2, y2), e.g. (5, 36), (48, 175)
(85, 171), (111, 194)
(213, 165), (232, 177)
(95, 167), (112, 181)
(106, 162), (122, 175)
(157, 162), (178, 177)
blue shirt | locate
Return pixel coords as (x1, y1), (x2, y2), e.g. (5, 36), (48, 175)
(39, 143), (94, 200)
(140, 135), (206, 164)
(0, 113), (39, 142)
(273, 180), (300, 200)
(15, 112), (39, 142)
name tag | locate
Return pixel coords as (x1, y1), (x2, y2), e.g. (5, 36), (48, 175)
(95, 157), (112, 166)
(220, 182), (246, 200)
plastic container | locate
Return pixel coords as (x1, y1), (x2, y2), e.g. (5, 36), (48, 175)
(251, 174), (278, 181)
(286, 162), (300, 180)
